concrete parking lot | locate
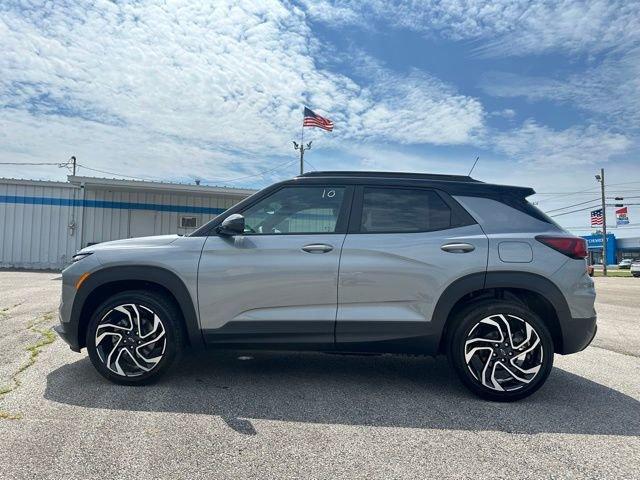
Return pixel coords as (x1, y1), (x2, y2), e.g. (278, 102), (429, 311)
(0, 271), (638, 479)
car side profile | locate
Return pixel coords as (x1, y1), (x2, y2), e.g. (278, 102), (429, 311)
(618, 259), (633, 269)
(631, 260), (640, 277)
(56, 171), (597, 401)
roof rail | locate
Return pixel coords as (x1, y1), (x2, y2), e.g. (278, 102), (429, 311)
(298, 171), (480, 183)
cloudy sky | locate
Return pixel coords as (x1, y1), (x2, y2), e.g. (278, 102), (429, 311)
(1, 0), (639, 236)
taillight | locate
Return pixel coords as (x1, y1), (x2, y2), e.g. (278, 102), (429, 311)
(535, 235), (588, 259)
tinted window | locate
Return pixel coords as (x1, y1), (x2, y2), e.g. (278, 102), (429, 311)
(241, 186), (345, 234)
(361, 188), (452, 233)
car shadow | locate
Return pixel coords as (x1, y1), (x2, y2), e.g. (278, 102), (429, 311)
(44, 350), (640, 436)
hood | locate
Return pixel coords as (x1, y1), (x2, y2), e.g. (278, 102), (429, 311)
(81, 234), (180, 252)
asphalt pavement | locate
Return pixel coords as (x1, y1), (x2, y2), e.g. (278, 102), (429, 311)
(0, 271), (638, 479)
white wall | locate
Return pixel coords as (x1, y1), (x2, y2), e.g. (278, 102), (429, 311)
(0, 179), (249, 270)
(0, 180), (82, 269)
(80, 187), (241, 245)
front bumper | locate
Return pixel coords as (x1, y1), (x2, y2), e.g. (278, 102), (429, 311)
(56, 254), (101, 352)
(560, 315), (597, 354)
(53, 320), (81, 352)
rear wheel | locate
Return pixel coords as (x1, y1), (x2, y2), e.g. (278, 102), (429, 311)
(86, 290), (183, 385)
(448, 300), (554, 401)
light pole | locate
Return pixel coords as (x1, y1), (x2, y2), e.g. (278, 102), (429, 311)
(595, 169), (607, 277)
(293, 141), (312, 175)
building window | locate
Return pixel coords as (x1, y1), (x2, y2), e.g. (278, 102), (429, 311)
(180, 216), (198, 229)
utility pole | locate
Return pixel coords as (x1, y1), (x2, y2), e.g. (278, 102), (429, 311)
(596, 168), (608, 276)
(293, 141), (312, 175)
(70, 156), (77, 176)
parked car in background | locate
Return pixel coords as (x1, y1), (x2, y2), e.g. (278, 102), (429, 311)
(631, 260), (640, 277)
(56, 171), (597, 402)
(618, 259), (633, 269)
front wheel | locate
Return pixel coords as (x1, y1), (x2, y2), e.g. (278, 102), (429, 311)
(448, 301), (554, 401)
(86, 290), (183, 385)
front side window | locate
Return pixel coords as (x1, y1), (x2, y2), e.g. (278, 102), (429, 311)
(241, 186), (346, 234)
(360, 187), (452, 233)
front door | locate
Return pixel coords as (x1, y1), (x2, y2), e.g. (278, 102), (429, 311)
(198, 184), (352, 348)
(336, 186), (488, 353)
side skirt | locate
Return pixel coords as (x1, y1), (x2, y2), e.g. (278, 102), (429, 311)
(203, 321), (334, 351)
(203, 320), (438, 354)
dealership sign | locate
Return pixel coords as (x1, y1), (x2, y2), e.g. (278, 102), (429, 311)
(583, 233), (616, 249)
(616, 206), (630, 226)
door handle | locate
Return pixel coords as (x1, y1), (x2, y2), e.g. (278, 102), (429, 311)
(302, 244), (333, 254)
(441, 242), (475, 253)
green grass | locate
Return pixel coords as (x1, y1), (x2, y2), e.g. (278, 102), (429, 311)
(0, 411), (23, 420)
(593, 270), (634, 277)
(0, 312), (56, 420)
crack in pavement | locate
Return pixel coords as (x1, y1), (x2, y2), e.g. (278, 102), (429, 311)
(0, 311), (57, 420)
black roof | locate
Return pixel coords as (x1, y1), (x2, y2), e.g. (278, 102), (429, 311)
(299, 171), (480, 183)
(295, 171), (534, 198)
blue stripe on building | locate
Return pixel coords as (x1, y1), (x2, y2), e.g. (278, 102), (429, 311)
(0, 195), (226, 215)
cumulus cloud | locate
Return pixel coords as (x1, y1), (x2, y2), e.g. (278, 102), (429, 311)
(493, 120), (631, 166)
(480, 48), (640, 131)
(490, 108), (516, 119)
(302, 0), (640, 57)
(0, 0), (484, 183)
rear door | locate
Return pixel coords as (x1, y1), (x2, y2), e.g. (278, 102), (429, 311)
(198, 184), (353, 348)
(336, 185), (488, 353)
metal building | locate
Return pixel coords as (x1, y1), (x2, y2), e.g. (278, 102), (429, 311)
(0, 176), (254, 270)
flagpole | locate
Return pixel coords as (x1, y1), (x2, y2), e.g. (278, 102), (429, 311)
(300, 109), (305, 175)
(300, 110), (304, 175)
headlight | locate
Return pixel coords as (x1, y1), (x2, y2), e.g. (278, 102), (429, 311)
(72, 252), (93, 263)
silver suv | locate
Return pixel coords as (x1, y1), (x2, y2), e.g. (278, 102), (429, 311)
(56, 172), (597, 401)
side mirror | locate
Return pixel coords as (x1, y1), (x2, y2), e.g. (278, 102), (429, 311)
(216, 214), (245, 236)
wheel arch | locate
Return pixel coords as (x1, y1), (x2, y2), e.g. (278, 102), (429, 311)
(71, 266), (203, 351)
(434, 271), (570, 354)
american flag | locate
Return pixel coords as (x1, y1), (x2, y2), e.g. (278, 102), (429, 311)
(303, 107), (334, 131)
(590, 208), (603, 227)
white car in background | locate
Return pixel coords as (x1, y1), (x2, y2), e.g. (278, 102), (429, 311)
(618, 259), (633, 269)
(631, 260), (640, 277)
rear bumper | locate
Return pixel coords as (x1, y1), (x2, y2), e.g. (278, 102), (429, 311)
(560, 315), (597, 354)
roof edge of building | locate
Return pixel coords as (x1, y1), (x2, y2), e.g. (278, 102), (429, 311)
(67, 175), (256, 196)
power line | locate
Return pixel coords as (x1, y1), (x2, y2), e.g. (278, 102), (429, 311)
(549, 205), (603, 218)
(0, 161), (70, 167)
(304, 158), (318, 171)
(534, 181), (640, 203)
(76, 158), (300, 185)
(76, 163), (158, 180)
(543, 198), (600, 214)
(537, 181), (640, 194)
(199, 159), (299, 184)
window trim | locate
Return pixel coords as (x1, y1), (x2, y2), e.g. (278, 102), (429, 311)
(231, 184), (354, 237)
(348, 185), (476, 234)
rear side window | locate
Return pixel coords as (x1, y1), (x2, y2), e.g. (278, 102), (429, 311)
(500, 195), (561, 227)
(360, 187), (453, 233)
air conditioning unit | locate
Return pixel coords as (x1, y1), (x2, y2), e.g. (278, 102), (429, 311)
(180, 216), (198, 228)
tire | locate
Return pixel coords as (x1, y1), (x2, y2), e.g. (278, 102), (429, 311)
(86, 290), (184, 385)
(448, 300), (554, 402)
